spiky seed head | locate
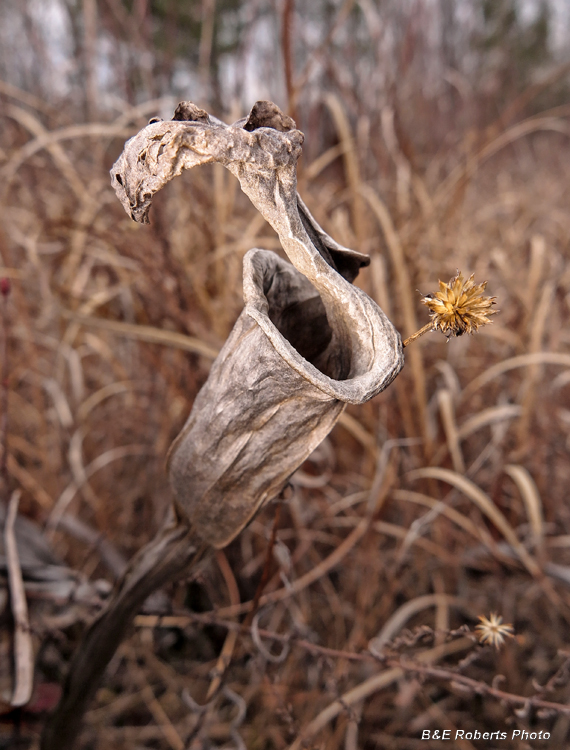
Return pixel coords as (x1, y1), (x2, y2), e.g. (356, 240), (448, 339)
(422, 271), (497, 338)
(475, 612), (514, 649)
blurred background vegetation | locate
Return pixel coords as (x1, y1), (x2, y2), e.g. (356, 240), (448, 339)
(2, 1), (570, 748)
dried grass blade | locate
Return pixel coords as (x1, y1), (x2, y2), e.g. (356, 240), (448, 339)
(1, 121), (134, 189)
(337, 411), (376, 456)
(287, 638), (472, 750)
(462, 353), (570, 401)
(111, 96), (177, 128)
(215, 519), (370, 619)
(62, 191), (115, 285)
(48, 444), (153, 531)
(304, 142), (348, 181)
(517, 282), (555, 444)
(324, 93), (364, 244)
(68, 428), (88, 487)
(407, 467), (541, 577)
(381, 107), (411, 218)
(370, 253), (393, 318)
(369, 593), (466, 654)
(437, 389), (465, 473)
(77, 381), (135, 421)
(504, 464), (544, 551)
(457, 404), (522, 441)
(43, 378), (74, 428)
(359, 185), (417, 335)
(61, 310), (219, 359)
(4, 104), (86, 199)
(4, 490), (34, 707)
(552, 370), (570, 390)
(360, 184), (427, 438)
(372, 520), (457, 564)
(206, 551), (241, 700)
(431, 404), (522, 468)
(65, 346), (85, 403)
(88, 444), (153, 478)
(196, 213), (268, 270)
(134, 674), (184, 750)
(291, 0), (356, 105)
(272, 517), (366, 601)
(57, 514), (127, 578)
(392, 489), (495, 549)
(526, 235), (546, 319)
(6, 454), (53, 509)
(0, 79), (64, 119)
(434, 116), (570, 208)
(344, 699), (363, 750)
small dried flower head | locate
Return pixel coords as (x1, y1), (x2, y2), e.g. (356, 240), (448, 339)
(475, 613), (514, 649)
(422, 271), (497, 338)
(0, 277), (10, 297)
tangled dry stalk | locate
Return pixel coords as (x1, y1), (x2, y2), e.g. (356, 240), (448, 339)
(1, 78), (570, 749)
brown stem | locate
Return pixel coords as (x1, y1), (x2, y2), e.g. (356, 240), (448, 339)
(135, 610), (373, 662)
(41, 513), (208, 750)
(282, 0), (297, 123)
(385, 657), (570, 715)
(244, 502), (282, 628)
(402, 322), (433, 348)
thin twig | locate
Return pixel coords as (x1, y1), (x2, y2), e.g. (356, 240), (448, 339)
(206, 550), (241, 700)
(385, 658), (570, 716)
(134, 611), (372, 663)
(282, 0), (297, 124)
(402, 322), (433, 347)
(288, 638), (473, 750)
(213, 518), (370, 618)
(244, 502), (282, 627)
(129, 653), (185, 750)
(290, 0), (356, 110)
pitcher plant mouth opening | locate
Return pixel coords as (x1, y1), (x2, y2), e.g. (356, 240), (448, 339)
(259, 252), (345, 380)
(260, 196), (378, 381)
(267, 285), (336, 375)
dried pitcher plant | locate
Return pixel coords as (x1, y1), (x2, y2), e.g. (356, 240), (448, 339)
(403, 271), (498, 347)
(41, 99), (404, 750)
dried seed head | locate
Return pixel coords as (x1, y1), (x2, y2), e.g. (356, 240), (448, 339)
(475, 612), (514, 649)
(422, 271), (497, 338)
